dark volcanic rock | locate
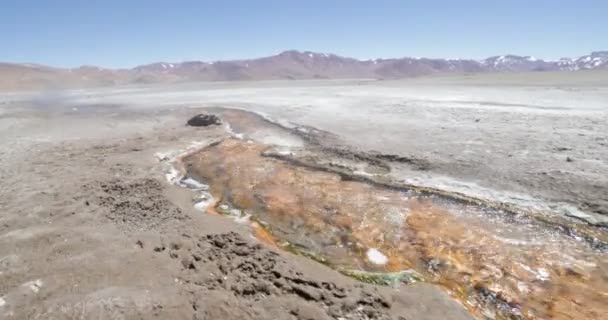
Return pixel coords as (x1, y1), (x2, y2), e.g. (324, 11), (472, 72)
(187, 114), (222, 127)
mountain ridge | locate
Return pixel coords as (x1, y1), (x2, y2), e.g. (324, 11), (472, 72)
(129, 50), (608, 73)
(1, 50), (607, 90)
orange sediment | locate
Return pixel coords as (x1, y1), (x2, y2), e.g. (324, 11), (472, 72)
(251, 222), (280, 249)
(183, 138), (608, 320)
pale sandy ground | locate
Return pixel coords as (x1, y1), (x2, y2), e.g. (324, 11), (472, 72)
(4, 72), (606, 223)
(0, 72), (607, 319)
(0, 104), (472, 319)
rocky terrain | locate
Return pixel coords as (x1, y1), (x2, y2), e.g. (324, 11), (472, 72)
(1, 50), (607, 90)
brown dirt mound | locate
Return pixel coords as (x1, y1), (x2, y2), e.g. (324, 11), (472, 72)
(94, 178), (189, 232)
(159, 231), (394, 320)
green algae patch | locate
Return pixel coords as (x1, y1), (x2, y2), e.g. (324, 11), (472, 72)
(339, 269), (424, 287)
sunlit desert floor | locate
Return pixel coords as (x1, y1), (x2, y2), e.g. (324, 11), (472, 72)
(0, 73), (606, 319)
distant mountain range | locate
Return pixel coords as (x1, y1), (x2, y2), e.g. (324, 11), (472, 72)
(1, 50), (607, 90)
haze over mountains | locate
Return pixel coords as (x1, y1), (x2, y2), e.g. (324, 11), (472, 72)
(1, 50), (607, 90)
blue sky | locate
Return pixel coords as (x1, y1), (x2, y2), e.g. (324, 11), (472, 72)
(1, 0), (606, 68)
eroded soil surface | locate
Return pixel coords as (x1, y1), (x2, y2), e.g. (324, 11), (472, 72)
(0, 106), (472, 320)
(167, 231), (395, 320)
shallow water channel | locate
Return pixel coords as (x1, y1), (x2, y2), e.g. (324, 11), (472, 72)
(176, 110), (607, 320)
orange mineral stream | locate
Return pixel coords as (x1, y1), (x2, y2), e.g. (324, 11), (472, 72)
(184, 138), (608, 320)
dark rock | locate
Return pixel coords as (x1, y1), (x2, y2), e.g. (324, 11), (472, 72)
(291, 304), (331, 320)
(291, 284), (321, 301)
(187, 114), (222, 127)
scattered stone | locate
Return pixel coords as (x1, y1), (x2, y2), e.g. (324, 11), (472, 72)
(566, 156), (574, 162)
(154, 152), (172, 162)
(179, 177), (208, 190)
(366, 248), (388, 265)
(186, 114), (222, 127)
(23, 279), (43, 293)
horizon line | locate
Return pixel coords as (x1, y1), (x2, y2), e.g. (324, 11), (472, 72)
(3, 48), (606, 70)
